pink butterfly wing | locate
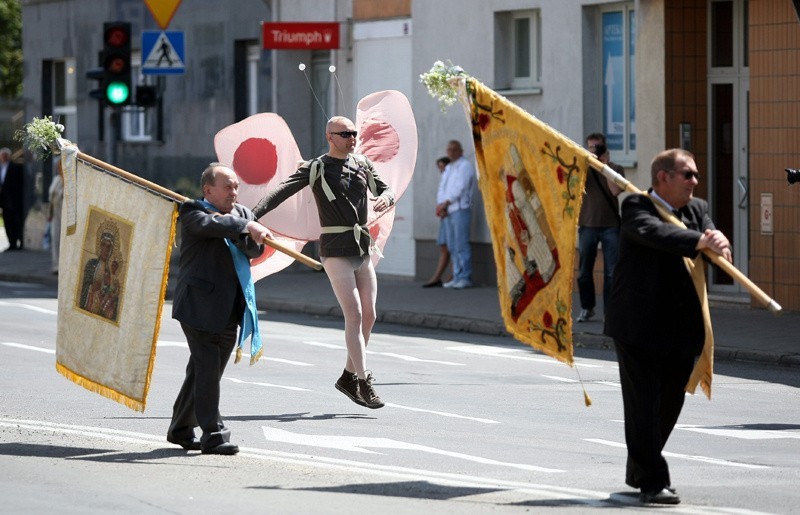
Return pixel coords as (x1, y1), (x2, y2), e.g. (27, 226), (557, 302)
(355, 90), (417, 267)
(214, 113), (322, 239)
(214, 113), (316, 279)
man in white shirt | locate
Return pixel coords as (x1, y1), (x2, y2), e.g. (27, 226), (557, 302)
(435, 140), (476, 289)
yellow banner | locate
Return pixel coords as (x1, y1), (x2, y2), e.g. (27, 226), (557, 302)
(466, 79), (590, 365)
(56, 154), (177, 411)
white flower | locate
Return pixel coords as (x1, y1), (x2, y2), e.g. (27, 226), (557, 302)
(419, 60), (469, 112)
(13, 116), (66, 161)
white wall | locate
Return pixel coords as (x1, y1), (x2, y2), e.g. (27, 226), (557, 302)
(353, 19), (416, 276)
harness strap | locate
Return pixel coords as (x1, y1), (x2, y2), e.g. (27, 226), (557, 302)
(320, 224), (383, 258)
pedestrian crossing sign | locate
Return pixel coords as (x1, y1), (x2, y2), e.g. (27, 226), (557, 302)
(142, 30), (185, 75)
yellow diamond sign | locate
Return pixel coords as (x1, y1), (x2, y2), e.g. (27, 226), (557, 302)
(144, 0), (182, 30)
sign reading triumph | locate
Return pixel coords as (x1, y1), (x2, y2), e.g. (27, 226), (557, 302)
(262, 22), (340, 49)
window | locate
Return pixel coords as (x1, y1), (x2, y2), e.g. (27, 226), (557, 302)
(494, 9), (541, 92)
(53, 58), (77, 140)
(122, 51), (156, 142)
(601, 4), (636, 160)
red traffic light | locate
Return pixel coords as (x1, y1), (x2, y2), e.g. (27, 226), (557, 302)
(104, 25), (130, 48)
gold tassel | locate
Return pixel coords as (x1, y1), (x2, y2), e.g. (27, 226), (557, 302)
(574, 362), (592, 407)
(234, 346), (242, 364)
(250, 347), (263, 366)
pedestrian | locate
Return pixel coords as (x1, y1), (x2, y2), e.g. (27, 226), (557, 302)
(604, 148), (732, 505)
(576, 133), (625, 322)
(252, 116), (394, 409)
(168, 163), (272, 455)
(422, 156), (451, 288)
(436, 140), (476, 289)
(0, 147), (25, 251)
(48, 161), (64, 274)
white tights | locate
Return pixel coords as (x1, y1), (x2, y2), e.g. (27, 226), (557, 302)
(322, 256), (377, 380)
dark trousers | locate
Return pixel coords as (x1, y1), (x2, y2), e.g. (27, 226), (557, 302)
(2, 207), (23, 249)
(169, 315), (238, 449)
(577, 226), (619, 310)
(614, 339), (695, 492)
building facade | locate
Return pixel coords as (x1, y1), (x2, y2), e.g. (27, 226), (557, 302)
(19, 0), (800, 310)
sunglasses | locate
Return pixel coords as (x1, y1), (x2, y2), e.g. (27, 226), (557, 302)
(671, 170), (700, 181)
(331, 131), (358, 139)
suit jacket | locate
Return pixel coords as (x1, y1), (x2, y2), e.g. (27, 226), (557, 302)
(603, 193), (714, 357)
(0, 161), (24, 211)
(172, 200), (264, 332)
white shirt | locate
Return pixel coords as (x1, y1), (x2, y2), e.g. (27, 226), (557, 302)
(436, 156), (476, 214)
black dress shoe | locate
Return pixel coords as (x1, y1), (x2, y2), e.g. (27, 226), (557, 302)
(640, 488), (680, 505)
(422, 280), (442, 288)
(167, 435), (202, 451)
(201, 442), (239, 455)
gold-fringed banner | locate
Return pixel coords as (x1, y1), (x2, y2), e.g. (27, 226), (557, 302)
(56, 150), (177, 411)
(464, 79), (589, 365)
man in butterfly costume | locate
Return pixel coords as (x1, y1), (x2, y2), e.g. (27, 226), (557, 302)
(214, 91), (418, 409)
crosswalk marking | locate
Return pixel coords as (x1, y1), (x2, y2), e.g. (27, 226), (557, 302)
(585, 438), (770, 469)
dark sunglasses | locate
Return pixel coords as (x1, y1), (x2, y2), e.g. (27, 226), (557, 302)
(331, 131), (357, 139)
(671, 170), (700, 181)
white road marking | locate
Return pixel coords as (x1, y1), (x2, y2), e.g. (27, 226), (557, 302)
(302, 340), (463, 366)
(447, 345), (602, 368)
(0, 300), (57, 315)
(383, 402), (499, 424)
(157, 340), (187, 347)
(302, 340), (341, 349)
(675, 424), (800, 440)
(585, 438), (770, 469)
(224, 376), (310, 392)
(0, 418), (771, 513)
(158, 341), (313, 366)
(542, 375), (577, 383)
(261, 425), (562, 472)
(1, 342), (55, 354)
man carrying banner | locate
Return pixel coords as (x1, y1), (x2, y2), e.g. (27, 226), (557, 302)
(168, 163), (272, 455)
(604, 148), (732, 505)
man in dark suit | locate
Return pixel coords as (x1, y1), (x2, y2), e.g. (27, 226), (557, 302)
(0, 148), (25, 250)
(604, 149), (732, 505)
(167, 163), (272, 455)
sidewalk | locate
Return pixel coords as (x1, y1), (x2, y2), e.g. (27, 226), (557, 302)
(1, 245), (799, 368)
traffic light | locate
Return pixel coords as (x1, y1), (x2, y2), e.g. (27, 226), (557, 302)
(102, 22), (132, 105)
(86, 66), (106, 101)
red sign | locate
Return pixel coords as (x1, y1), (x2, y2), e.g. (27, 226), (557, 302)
(262, 22), (340, 50)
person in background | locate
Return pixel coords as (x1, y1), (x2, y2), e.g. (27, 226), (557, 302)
(604, 148), (732, 505)
(436, 140), (476, 289)
(576, 133), (625, 322)
(48, 161), (65, 274)
(0, 147), (25, 251)
(423, 156), (451, 288)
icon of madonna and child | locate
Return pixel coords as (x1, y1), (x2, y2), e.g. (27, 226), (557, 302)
(77, 209), (131, 324)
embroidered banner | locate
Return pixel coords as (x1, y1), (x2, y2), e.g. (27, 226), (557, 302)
(56, 153), (177, 411)
(464, 79), (589, 365)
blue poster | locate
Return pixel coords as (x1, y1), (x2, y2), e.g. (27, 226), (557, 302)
(602, 12), (624, 151)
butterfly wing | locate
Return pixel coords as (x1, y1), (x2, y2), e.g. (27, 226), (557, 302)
(354, 90), (417, 265)
(214, 113), (318, 280)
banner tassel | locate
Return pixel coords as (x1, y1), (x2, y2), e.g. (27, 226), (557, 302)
(574, 363), (592, 407)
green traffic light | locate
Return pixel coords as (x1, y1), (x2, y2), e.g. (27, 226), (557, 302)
(106, 81), (130, 104)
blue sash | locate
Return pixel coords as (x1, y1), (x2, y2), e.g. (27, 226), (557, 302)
(198, 200), (262, 365)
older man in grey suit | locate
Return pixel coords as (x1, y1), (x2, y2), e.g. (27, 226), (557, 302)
(167, 163), (272, 455)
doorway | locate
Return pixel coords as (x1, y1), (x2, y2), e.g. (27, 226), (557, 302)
(708, 0), (749, 293)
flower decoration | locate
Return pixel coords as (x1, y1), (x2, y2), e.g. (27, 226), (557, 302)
(14, 116), (66, 161)
(419, 60), (468, 112)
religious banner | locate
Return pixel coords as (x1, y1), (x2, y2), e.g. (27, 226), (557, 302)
(464, 79), (589, 365)
(56, 147), (177, 411)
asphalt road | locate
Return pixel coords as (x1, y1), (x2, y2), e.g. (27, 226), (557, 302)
(1, 280), (799, 514)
